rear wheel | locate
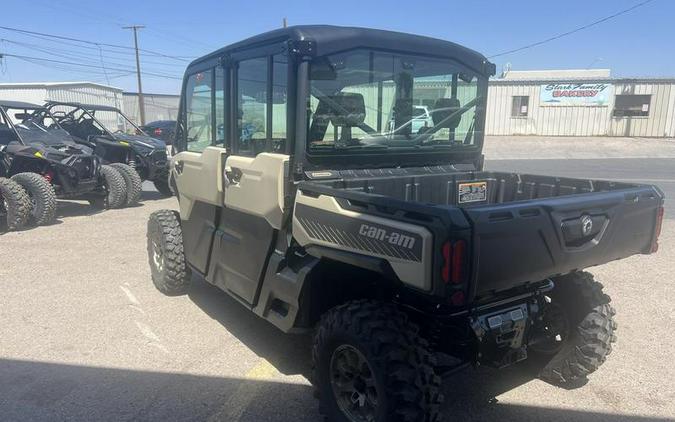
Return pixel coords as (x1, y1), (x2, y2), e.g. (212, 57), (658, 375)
(312, 300), (443, 422)
(153, 176), (173, 197)
(147, 209), (191, 295)
(11, 172), (57, 226)
(0, 177), (31, 231)
(110, 163), (142, 206)
(531, 271), (617, 386)
(90, 165), (127, 209)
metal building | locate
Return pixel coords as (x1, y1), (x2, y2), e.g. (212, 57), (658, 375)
(123, 92), (180, 124)
(0, 81), (123, 108)
(486, 70), (675, 137)
(0, 82), (179, 126)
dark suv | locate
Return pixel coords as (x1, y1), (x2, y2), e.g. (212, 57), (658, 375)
(140, 120), (176, 145)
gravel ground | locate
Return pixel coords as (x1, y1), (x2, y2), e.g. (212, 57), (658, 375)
(0, 179), (673, 421)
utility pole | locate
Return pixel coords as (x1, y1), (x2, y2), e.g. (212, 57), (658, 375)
(123, 25), (146, 125)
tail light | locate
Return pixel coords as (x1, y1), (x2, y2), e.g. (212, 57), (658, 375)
(441, 239), (467, 284)
(650, 206), (665, 253)
(154, 128), (163, 136)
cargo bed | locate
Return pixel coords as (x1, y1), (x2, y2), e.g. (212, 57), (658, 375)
(303, 168), (664, 298)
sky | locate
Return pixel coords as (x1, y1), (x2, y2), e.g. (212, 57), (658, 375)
(0, 0), (672, 94)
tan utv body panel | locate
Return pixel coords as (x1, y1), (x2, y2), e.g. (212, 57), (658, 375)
(224, 153), (289, 229)
(293, 191), (433, 290)
(172, 147), (227, 219)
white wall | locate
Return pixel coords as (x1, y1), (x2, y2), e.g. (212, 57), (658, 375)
(486, 80), (675, 138)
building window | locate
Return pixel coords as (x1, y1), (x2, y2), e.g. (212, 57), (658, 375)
(613, 94), (651, 117)
(511, 96), (529, 117)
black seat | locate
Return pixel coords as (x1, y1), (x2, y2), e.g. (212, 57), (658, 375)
(309, 92), (366, 144)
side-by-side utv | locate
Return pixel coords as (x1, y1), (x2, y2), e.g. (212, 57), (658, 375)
(0, 101), (128, 225)
(146, 26), (664, 422)
(46, 101), (171, 198)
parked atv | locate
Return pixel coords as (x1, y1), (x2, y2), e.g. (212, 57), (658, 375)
(0, 101), (128, 225)
(0, 177), (30, 231)
(46, 102), (170, 198)
(147, 26), (664, 422)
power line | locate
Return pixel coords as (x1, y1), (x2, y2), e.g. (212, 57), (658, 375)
(0, 25), (194, 62)
(488, 0), (656, 58)
(1, 53), (182, 79)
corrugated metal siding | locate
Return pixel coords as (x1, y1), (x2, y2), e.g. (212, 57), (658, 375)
(0, 87), (49, 105)
(123, 94), (179, 124)
(486, 79), (675, 137)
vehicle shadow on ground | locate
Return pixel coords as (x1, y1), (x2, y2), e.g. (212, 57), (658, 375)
(55, 200), (103, 219)
(141, 190), (173, 202)
(188, 278), (312, 378)
(187, 278), (662, 421)
(1, 357), (669, 421)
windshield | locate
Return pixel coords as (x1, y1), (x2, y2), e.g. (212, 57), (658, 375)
(49, 105), (144, 137)
(307, 49), (484, 154)
(3, 107), (73, 145)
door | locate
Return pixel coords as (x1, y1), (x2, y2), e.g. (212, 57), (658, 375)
(173, 68), (226, 274)
(206, 53), (290, 305)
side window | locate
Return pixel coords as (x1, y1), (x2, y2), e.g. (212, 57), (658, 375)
(511, 96), (529, 117)
(185, 69), (214, 153)
(237, 57), (268, 156)
(215, 66), (226, 146)
(271, 54), (288, 149)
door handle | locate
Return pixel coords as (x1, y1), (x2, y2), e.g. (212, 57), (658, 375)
(174, 160), (184, 175)
(223, 166), (242, 186)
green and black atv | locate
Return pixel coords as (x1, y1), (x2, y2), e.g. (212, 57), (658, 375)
(46, 101), (170, 199)
(0, 101), (129, 225)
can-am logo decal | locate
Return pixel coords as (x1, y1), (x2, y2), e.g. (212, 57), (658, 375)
(359, 224), (416, 249)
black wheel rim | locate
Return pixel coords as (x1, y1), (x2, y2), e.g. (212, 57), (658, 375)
(329, 344), (379, 422)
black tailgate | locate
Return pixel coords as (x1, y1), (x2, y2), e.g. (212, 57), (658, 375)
(463, 185), (663, 297)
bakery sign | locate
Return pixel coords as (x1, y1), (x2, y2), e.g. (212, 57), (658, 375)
(540, 82), (613, 106)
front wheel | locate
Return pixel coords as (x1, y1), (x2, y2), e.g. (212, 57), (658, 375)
(11, 172), (57, 226)
(146, 209), (191, 295)
(110, 163), (142, 206)
(153, 177), (173, 197)
(90, 165), (127, 209)
(0, 177), (31, 231)
(531, 271), (617, 386)
(312, 300), (443, 422)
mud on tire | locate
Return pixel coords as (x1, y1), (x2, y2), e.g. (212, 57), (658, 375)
(312, 300), (443, 422)
(534, 271), (617, 386)
(10, 172), (57, 226)
(0, 177), (31, 231)
(110, 163), (142, 206)
(147, 209), (191, 295)
(90, 165), (127, 209)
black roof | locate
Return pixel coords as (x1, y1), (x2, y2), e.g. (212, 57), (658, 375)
(46, 101), (121, 112)
(0, 100), (45, 109)
(191, 25), (495, 76)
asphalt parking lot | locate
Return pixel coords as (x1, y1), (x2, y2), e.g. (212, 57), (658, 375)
(1, 158), (674, 421)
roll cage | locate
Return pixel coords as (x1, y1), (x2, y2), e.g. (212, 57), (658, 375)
(45, 102), (148, 140)
(176, 25), (496, 175)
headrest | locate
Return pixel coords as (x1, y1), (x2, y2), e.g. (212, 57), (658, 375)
(316, 93), (366, 127)
(432, 97), (461, 129)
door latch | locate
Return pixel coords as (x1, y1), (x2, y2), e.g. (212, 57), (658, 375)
(174, 160), (184, 175)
